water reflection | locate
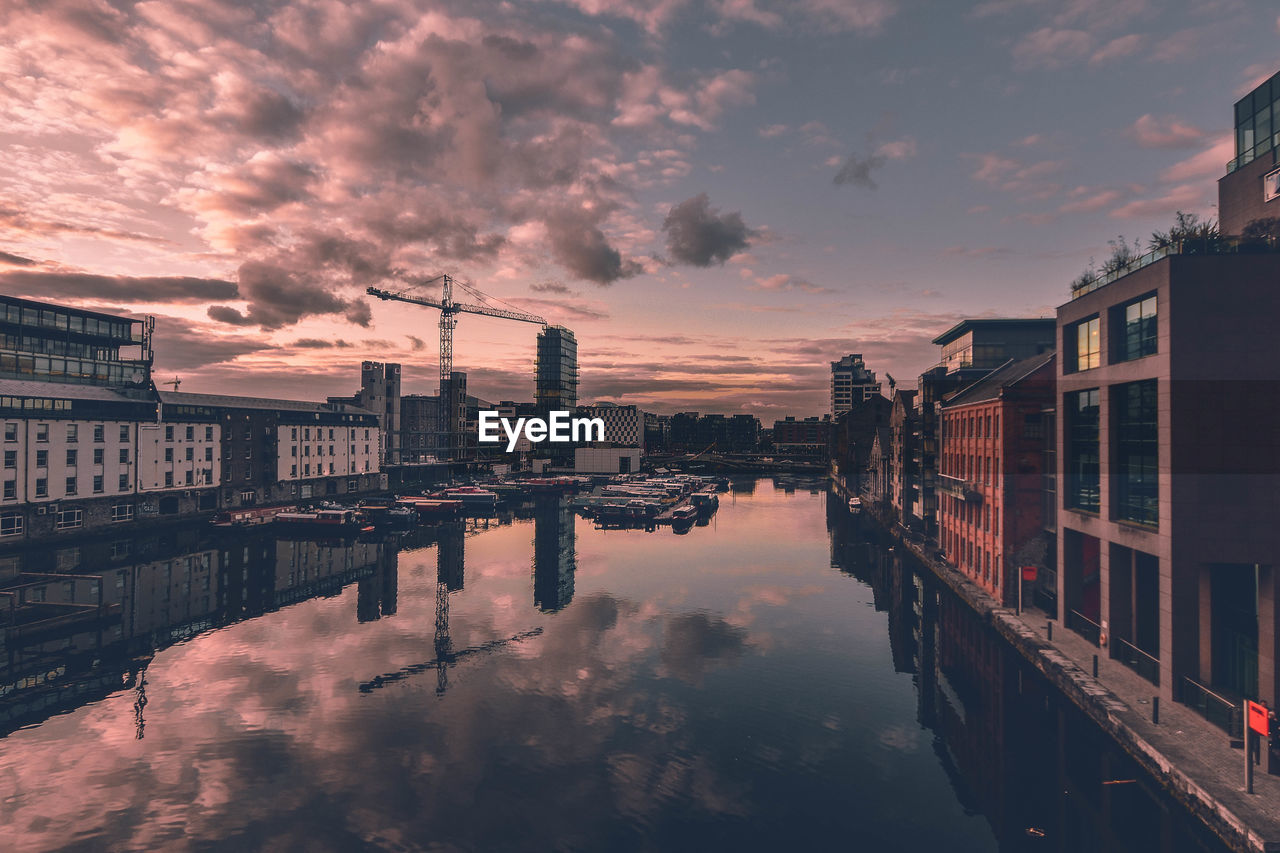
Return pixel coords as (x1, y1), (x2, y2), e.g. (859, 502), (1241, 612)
(0, 483), (1235, 852)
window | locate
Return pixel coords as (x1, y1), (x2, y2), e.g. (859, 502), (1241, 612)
(164, 447), (173, 462)
(119, 424), (130, 442)
(204, 426), (213, 441)
(1072, 316), (1101, 371)
(164, 471), (173, 487)
(66, 448), (76, 466)
(185, 447), (193, 461)
(165, 425), (174, 441)
(111, 503), (134, 522)
(66, 423), (77, 442)
(1117, 294), (1157, 361)
(2, 481), (13, 500)
(291, 464), (297, 477)
(35, 449), (47, 468)
(185, 425), (194, 441)
(0, 513), (22, 536)
(291, 427), (298, 440)
(1115, 380), (1158, 527)
(35, 423), (48, 442)
(93, 474), (104, 493)
(3, 450), (14, 469)
(55, 508), (83, 530)
(119, 448), (129, 464)
(93, 448), (103, 464)
(65, 476), (76, 495)
(205, 447), (213, 461)
(93, 424), (104, 442)
(329, 429), (334, 440)
(202, 468), (212, 483)
(1066, 389), (1101, 512)
(3, 423), (15, 442)
(35, 477), (47, 497)
(185, 470), (193, 485)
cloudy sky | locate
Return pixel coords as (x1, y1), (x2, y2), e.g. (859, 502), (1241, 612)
(0, 0), (1276, 417)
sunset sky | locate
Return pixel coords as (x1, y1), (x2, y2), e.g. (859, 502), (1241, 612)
(0, 0), (1276, 417)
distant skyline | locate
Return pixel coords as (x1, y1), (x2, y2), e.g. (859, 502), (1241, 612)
(0, 0), (1277, 416)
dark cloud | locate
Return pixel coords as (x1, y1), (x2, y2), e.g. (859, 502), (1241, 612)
(207, 261), (370, 330)
(292, 338), (354, 349)
(0, 270), (238, 302)
(406, 335), (427, 351)
(546, 211), (641, 285)
(662, 193), (754, 266)
(832, 153), (886, 189)
(0, 251), (37, 266)
(530, 280), (571, 294)
(149, 315), (272, 372)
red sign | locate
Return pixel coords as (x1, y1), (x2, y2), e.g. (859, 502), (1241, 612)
(1248, 700), (1270, 736)
(1021, 566), (1038, 582)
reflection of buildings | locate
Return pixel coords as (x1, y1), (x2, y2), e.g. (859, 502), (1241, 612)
(533, 498), (575, 612)
(0, 529), (391, 735)
(826, 506), (1230, 852)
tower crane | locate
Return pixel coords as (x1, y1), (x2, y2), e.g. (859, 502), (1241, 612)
(367, 274), (547, 462)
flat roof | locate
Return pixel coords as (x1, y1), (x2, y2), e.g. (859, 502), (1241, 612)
(0, 377), (142, 402)
(159, 390), (334, 412)
(931, 317), (1056, 346)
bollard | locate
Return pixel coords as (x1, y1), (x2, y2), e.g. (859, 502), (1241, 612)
(1153, 696), (1159, 726)
(1093, 655), (1098, 678)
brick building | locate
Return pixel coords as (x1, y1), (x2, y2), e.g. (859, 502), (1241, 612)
(938, 352), (1055, 607)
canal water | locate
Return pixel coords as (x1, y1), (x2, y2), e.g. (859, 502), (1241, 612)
(0, 479), (1231, 852)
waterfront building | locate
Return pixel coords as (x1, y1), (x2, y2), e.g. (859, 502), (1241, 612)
(0, 294), (154, 390)
(578, 403), (644, 451)
(887, 390), (916, 528)
(864, 427), (892, 511)
(1055, 71), (1280, 712)
(830, 353), (882, 416)
(159, 390), (382, 508)
(910, 319), (1056, 539)
(359, 362), (401, 465)
(771, 415), (832, 458)
(830, 394), (892, 493)
(535, 326), (578, 413)
(937, 352), (1055, 607)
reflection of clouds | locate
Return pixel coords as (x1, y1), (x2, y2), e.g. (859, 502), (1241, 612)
(0, 586), (761, 852)
(657, 611), (748, 684)
(877, 724), (922, 754)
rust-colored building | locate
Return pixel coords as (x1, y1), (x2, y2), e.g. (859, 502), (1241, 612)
(938, 352), (1055, 607)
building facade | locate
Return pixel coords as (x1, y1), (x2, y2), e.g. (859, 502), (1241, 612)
(536, 326), (578, 413)
(1219, 69), (1280, 236)
(937, 352), (1055, 607)
(830, 353), (882, 416)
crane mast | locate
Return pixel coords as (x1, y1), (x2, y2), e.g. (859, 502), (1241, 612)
(366, 275), (548, 463)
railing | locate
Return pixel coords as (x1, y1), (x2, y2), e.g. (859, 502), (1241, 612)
(1113, 636), (1160, 686)
(1181, 676), (1242, 738)
(1069, 236), (1280, 299)
(1066, 608), (1101, 647)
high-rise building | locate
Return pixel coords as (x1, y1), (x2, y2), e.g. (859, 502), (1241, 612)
(830, 354), (881, 415)
(358, 361), (400, 465)
(536, 326), (578, 413)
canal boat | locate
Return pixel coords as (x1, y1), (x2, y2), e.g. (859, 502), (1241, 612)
(274, 508), (372, 533)
(691, 490), (719, 512)
(670, 504), (697, 522)
(360, 504), (417, 526)
(433, 487), (499, 508)
(396, 497), (464, 519)
(211, 505), (294, 527)
(847, 497), (862, 514)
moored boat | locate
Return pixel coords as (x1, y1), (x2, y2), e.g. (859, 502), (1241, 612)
(274, 508), (371, 532)
(211, 505), (294, 528)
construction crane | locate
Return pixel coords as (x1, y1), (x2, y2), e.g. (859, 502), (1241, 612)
(367, 274), (547, 462)
(162, 377), (181, 392)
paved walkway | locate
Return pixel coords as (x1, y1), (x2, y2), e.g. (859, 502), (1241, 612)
(1004, 606), (1280, 852)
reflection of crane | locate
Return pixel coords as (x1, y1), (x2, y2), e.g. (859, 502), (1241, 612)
(359, 520), (542, 696)
(367, 274), (547, 462)
(886, 373), (896, 395)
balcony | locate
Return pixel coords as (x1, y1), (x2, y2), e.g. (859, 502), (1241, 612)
(936, 473), (982, 503)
